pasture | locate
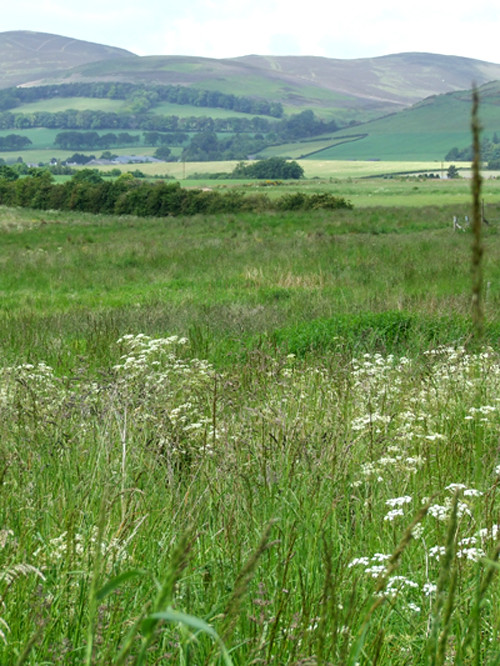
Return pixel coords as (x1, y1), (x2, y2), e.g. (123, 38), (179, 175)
(0, 173), (499, 664)
(10, 97), (273, 120)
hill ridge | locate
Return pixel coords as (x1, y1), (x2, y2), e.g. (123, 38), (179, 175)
(0, 30), (135, 90)
(2, 31), (500, 121)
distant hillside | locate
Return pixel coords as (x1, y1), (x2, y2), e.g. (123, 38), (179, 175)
(0, 31), (136, 89)
(2, 32), (500, 124)
(269, 81), (500, 161)
(27, 52), (500, 122)
(3, 31), (500, 164)
(236, 52), (500, 106)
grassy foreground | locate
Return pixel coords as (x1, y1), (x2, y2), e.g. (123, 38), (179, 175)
(0, 189), (499, 664)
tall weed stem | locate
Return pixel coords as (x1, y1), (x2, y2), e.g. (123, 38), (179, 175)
(470, 85), (484, 344)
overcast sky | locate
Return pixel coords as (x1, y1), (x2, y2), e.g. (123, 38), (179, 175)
(3, 0), (500, 63)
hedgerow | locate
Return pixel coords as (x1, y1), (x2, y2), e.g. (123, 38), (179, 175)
(0, 168), (352, 216)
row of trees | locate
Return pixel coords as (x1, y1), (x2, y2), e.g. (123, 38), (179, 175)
(177, 112), (338, 161)
(51, 129), (267, 158)
(0, 134), (32, 150)
(0, 109), (339, 162)
(0, 110), (262, 132)
(445, 134), (500, 169)
(0, 82), (284, 118)
(0, 108), (335, 139)
(231, 157), (304, 179)
(0, 168), (352, 217)
(143, 131), (188, 146)
(54, 131), (140, 150)
(180, 131), (268, 161)
(0, 110), (281, 136)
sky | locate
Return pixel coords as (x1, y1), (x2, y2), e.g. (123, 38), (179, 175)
(3, 0), (500, 63)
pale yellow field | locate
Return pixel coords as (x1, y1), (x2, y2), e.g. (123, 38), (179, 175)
(94, 159), (463, 179)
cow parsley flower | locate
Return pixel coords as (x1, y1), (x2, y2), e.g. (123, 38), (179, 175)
(348, 557), (370, 568)
(384, 509), (404, 522)
(429, 546), (446, 559)
(365, 565), (387, 578)
(463, 488), (483, 497)
(371, 553), (392, 563)
(385, 496), (412, 508)
(445, 483), (467, 492)
(457, 548), (485, 562)
(423, 583), (437, 596)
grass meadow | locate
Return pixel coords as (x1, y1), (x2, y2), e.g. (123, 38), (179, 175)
(0, 174), (499, 664)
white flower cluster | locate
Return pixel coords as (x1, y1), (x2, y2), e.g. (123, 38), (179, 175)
(427, 498), (472, 521)
(33, 527), (129, 572)
(348, 551), (422, 610)
(383, 496), (414, 522)
(112, 334), (217, 459)
(456, 547), (485, 562)
(386, 496), (412, 508)
(423, 583), (437, 596)
(0, 361), (65, 413)
(0, 333), (225, 464)
(351, 448), (425, 488)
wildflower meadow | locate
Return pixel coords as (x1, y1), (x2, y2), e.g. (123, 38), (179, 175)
(0, 182), (499, 663)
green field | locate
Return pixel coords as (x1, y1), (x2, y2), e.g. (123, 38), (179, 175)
(66, 158), (456, 180)
(3, 81), (500, 166)
(87, 159), (500, 209)
(252, 86), (500, 161)
(305, 131), (474, 161)
(0, 127), (64, 151)
(301, 91), (500, 161)
(0, 131), (162, 165)
(12, 97), (128, 113)
(11, 96), (275, 121)
(0, 176), (499, 663)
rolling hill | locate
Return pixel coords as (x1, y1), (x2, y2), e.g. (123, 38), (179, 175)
(0, 31), (134, 90)
(2, 31), (500, 123)
(2, 31), (500, 163)
(287, 81), (500, 161)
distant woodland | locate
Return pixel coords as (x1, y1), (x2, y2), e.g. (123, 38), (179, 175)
(0, 82), (340, 161)
(0, 82), (284, 117)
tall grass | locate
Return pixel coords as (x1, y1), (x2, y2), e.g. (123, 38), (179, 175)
(0, 181), (499, 662)
(0, 201), (499, 370)
(0, 337), (498, 663)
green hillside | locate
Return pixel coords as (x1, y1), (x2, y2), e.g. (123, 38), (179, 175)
(4, 32), (500, 124)
(292, 83), (500, 161)
(11, 97), (127, 114)
(41, 51), (500, 120)
(2, 32), (500, 163)
(11, 96), (276, 120)
(37, 55), (395, 123)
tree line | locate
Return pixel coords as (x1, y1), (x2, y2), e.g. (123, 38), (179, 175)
(231, 157), (304, 179)
(0, 108), (336, 141)
(54, 131), (140, 150)
(0, 167), (352, 217)
(0, 109), (275, 133)
(52, 129), (265, 160)
(0, 134), (32, 150)
(445, 133), (500, 169)
(0, 82), (284, 118)
(0, 109), (339, 163)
